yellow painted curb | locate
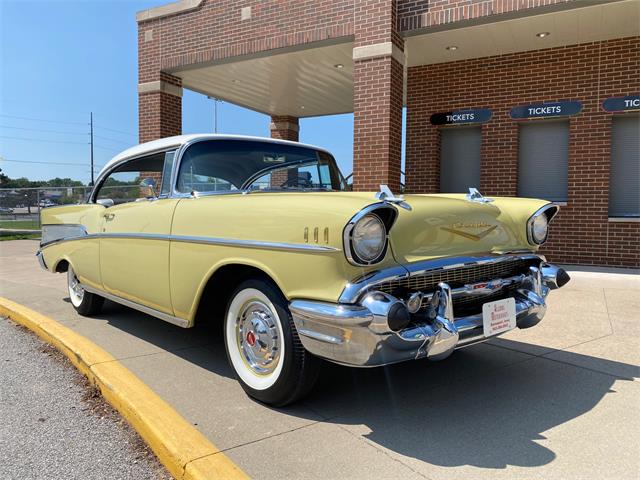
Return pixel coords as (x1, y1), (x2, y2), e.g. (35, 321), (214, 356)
(0, 297), (250, 480)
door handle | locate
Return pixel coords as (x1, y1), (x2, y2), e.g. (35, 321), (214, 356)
(103, 212), (115, 220)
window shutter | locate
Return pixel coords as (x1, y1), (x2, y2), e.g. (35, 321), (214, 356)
(440, 127), (482, 193)
(518, 121), (569, 202)
(609, 115), (640, 217)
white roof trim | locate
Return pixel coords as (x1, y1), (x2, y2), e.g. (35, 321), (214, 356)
(98, 134), (330, 177)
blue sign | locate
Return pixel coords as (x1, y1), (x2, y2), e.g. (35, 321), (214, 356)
(510, 101), (582, 119)
(603, 95), (640, 112)
(430, 108), (492, 126)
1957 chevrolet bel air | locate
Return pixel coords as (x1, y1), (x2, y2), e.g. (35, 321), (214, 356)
(37, 134), (570, 406)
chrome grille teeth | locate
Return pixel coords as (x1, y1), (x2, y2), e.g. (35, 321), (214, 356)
(377, 259), (531, 297)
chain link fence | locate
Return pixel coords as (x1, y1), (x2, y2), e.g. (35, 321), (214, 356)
(0, 186), (90, 231)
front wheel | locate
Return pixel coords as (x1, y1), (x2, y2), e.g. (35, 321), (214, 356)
(224, 278), (319, 406)
(67, 266), (104, 316)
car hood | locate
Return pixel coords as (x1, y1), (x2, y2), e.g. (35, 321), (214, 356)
(388, 193), (550, 263)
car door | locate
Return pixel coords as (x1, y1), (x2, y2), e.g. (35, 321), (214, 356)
(96, 150), (178, 315)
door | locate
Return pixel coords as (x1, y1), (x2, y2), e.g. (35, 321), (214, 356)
(95, 151), (178, 314)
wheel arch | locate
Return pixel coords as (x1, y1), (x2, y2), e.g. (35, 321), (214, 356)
(52, 257), (70, 273)
(191, 259), (286, 328)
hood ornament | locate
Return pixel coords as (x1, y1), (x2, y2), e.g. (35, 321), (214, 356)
(375, 185), (412, 211)
(466, 187), (494, 203)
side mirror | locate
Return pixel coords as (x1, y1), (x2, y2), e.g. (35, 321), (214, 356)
(96, 198), (114, 207)
(139, 177), (157, 198)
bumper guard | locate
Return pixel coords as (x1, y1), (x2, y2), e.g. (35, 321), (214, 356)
(290, 262), (568, 367)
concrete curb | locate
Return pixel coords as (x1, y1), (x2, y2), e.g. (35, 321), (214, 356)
(0, 297), (249, 480)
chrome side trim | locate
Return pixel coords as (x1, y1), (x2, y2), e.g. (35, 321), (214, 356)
(82, 284), (190, 328)
(40, 232), (339, 253)
(339, 253), (544, 304)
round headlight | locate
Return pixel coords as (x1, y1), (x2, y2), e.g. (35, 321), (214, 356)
(351, 214), (386, 262)
(531, 213), (548, 244)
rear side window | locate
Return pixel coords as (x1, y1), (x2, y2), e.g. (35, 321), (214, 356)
(95, 151), (175, 204)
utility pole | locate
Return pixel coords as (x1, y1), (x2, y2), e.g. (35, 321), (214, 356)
(89, 112), (94, 186)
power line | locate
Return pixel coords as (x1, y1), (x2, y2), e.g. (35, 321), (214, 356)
(93, 134), (133, 146)
(0, 135), (89, 146)
(0, 114), (88, 126)
(94, 124), (137, 138)
(0, 158), (105, 168)
(0, 125), (88, 136)
(93, 144), (121, 153)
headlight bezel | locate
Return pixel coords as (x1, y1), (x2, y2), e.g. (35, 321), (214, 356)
(343, 204), (397, 266)
(527, 204), (559, 245)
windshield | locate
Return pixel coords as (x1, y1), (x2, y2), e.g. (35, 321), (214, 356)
(176, 139), (347, 194)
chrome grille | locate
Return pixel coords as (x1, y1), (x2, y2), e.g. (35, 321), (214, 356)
(375, 258), (535, 296)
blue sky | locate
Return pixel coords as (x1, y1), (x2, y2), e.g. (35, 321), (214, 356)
(0, 0), (358, 184)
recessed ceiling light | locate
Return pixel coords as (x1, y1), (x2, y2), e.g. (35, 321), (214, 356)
(446, 45), (458, 51)
(334, 63), (344, 69)
(536, 32), (550, 38)
(300, 105), (305, 110)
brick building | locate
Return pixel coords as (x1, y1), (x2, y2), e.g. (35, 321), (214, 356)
(136, 0), (639, 267)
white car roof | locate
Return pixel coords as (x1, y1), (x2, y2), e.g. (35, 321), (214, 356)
(98, 134), (330, 177)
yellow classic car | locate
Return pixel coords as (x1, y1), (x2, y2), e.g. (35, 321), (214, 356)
(37, 134), (570, 406)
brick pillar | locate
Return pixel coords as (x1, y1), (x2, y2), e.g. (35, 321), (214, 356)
(352, 0), (404, 192)
(270, 115), (299, 141)
(138, 72), (182, 144)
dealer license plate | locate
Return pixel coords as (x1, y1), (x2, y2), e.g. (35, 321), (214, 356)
(482, 297), (516, 337)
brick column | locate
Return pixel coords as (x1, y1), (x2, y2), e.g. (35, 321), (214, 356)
(138, 72), (182, 144)
(352, 0), (404, 192)
(270, 116), (299, 142)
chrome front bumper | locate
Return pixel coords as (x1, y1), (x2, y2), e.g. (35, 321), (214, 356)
(290, 259), (569, 367)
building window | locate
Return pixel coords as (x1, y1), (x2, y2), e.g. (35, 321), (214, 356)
(518, 120), (569, 202)
(609, 115), (640, 218)
(440, 127), (481, 193)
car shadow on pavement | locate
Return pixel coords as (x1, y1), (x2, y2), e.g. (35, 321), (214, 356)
(302, 342), (638, 469)
(85, 299), (638, 470)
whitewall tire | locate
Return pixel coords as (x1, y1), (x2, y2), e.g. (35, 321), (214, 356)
(67, 266), (104, 316)
(224, 278), (319, 406)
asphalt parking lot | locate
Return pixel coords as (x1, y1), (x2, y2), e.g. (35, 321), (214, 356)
(1, 239), (639, 479)
(0, 317), (169, 480)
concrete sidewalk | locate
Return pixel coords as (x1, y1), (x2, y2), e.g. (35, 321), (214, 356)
(1, 240), (639, 479)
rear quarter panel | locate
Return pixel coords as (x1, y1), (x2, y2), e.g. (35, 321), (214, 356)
(40, 204), (104, 289)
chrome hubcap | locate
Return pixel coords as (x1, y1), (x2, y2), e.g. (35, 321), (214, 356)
(68, 269), (84, 303)
(236, 300), (280, 375)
